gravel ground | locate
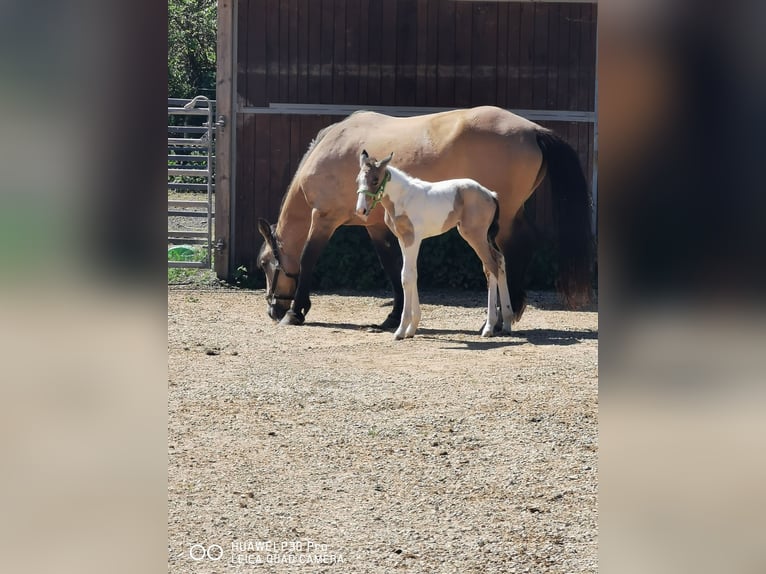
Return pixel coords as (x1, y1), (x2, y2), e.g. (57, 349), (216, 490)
(168, 289), (598, 573)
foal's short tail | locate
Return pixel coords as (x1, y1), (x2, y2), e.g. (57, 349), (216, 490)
(535, 129), (595, 307)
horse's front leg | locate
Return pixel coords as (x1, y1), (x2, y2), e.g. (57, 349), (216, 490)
(366, 225), (404, 330)
(396, 241), (421, 340)
(281, 209), (337, 326)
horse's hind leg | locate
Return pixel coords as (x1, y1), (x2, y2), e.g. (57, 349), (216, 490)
(495, 253), (514, 334)
(482, 273), (500, 337)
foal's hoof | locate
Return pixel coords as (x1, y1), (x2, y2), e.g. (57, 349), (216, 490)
(279, 310), (305, 326)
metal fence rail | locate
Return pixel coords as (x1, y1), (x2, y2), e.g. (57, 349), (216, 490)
(168, 96), (216, 269)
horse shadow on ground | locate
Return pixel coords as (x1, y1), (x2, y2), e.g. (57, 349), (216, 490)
(423, 327), (598, 350)
(305, 321), (597, 349)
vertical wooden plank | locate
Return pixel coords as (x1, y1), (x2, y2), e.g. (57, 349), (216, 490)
(471, 1), (497, 106)
(425, 0), (439, 106)
(568, 3), (582, 110)
(532, 3), (549, 111)
(287, 0), (299, 102)
(518, 2), (535, 109)
(320, 0), (334, 103)
(268, 116), (291, 223)
(248, 0), (267, 106)
(584, 3), (597, 112)
(436, 0), (455, 107)
(237, 114), (258, 270)
(507, 2), (521, 109)
(555, 4), (571, 111)
(265, 0), (280, 103)
(289, 115), (301, 188)
(215, 0), (235, 278)
(299, 114), (317, 161)
(379, 0), (398, 105)
(453, 0), (472, 106)
(307, 0), (321, 102)
(415, 0), (428, 106)
(332, 0), (347, 105)
(496, 0), (508, 108)
(253, 115), (271, 232)
(345, 0), (361, 105)
(296, 0), (309, 102)
(546, 4), (560, 109)
(358, 0), (370, 104)
(396, 0), (417, 106)
(279, 0), (290, 100)
(236, 0), (249, 105)
(366, 0), (382, 104)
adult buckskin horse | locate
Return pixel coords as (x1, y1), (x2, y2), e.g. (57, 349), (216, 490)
(257, 106), (593, 327)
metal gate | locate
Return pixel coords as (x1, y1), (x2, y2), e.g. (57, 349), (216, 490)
(167, 96), (216, 268)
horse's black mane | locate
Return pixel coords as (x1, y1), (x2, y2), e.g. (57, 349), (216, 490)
(276, 121), (339, 215)
(276, 111), (369, 216)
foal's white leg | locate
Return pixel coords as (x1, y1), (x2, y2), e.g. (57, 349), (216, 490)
(496, 254), (514, 334)
(481, 273), (500, 337)
(405, 280), (421, 338)
(395, 241), (421, 340)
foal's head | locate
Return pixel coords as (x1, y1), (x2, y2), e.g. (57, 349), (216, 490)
(355, 149), (394, 219)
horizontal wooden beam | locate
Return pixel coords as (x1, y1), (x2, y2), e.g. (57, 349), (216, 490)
(452, 1), (596, 4)
(238, 103), (595, 123)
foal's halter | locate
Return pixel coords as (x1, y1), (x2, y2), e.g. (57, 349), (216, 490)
(357, 170), (391, 213)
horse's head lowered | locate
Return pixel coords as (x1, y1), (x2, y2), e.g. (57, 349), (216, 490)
(257, 218), (298, 320)
(355, 150), (394, 219)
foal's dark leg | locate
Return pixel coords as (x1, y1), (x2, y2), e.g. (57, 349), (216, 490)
(281, 213), (337, 325)
(367, 225), (404, 330)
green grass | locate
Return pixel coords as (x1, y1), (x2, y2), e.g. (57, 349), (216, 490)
(168, 245), (220, 286)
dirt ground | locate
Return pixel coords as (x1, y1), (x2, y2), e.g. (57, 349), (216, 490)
(168, 288), (598, 573)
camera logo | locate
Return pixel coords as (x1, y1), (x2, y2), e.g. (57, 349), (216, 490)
(189, 543), (224, 561)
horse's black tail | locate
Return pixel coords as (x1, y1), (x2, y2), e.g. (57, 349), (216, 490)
(503, 210), (537, 322)
(535, 129), (594, 307)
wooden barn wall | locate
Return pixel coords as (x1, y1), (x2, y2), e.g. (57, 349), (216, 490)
(233, 0), (596, 272)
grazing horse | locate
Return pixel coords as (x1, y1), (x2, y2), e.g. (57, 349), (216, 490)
(257, 106), (593, 327)
(355, 150), (514, 339)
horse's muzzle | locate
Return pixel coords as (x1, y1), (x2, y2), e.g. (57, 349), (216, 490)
(268, 303), (288, 321)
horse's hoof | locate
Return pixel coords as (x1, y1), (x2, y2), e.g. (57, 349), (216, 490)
(394, 329), (406, 340)
(378, 314), (401, 331)
(279, 310), (304, 326)
(481, 326), (494, 338)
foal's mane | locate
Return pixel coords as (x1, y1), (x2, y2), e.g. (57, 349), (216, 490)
(386, 165), (428, 188)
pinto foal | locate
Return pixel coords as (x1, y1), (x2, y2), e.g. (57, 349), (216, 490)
(355, 150), (514, 339)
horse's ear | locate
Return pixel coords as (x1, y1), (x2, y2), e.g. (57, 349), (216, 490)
(257, 218), (273, 241)
(359, 149), (370, 168)
(380, 152), (394, 166)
